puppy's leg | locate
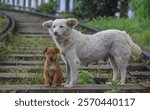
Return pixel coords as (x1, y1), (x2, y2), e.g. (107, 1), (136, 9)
(114, 56), (128, 85)
(44, 71), (50, 86)
(51, 73), (58, 87)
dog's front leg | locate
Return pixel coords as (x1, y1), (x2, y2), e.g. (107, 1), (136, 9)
(51, 74), (58, 88)
(64, 51), (80, 88)
(44, 71), (50, 87)
(66, 61), (71, 84)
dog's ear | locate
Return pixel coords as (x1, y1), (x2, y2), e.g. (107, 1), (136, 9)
(66, 18), (78, 28)
(42, 20), (53, 29)
(43, 48), (48, 53)
(54, 48), (59, 53)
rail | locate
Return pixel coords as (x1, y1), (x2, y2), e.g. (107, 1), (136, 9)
(0, 12), (15, 42)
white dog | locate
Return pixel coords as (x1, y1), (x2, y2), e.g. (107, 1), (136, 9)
(42, 18), (141, 87)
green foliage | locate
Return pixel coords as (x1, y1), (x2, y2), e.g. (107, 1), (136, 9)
(37, 2), (57, 14)
(131, 0), (150, 25)
(74, 0), (117, 19)
(0, 3), (7, 8)
(106, 80), (121, 93)
(86, 17), (150, 50)
(0, 15), (6, 26)
(59, 12), (73, 18)
(0, 42), (7, 60)
(77, 70), (94, 84)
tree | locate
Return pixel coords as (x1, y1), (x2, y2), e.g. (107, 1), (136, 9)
(131, 0), (150, 25)
(120, 0), (128, 18)
(74, 0), (118, 19)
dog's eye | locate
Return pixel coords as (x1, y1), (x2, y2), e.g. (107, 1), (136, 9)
(60, 25), (63, 28)
(53, 25), (55, 28)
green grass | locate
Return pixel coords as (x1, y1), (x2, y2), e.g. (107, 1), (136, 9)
(77, 70), (94, 84)
(0, 15), (6, 26)
(85, 17), (150, 50)
(0, 74), (43, 85)
(7, 34), (55, 49)
(0, 42), (8, 60)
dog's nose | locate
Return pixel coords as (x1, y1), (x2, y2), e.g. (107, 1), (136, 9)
(54, 32), (58, 36)
(50, 57), (53, 61)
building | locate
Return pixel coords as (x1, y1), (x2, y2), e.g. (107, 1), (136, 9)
(58, 0), (74, 12)
(0, 0), (74, 12)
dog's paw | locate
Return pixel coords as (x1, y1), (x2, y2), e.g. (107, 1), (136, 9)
(44, 84), (50, 87)
(64, 84), (74, 88)
(51, 85), (57, 88)
(119, 82), (125, 85)
(106, 82), (111, 84)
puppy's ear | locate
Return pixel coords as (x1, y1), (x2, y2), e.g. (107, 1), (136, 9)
(54, 48), (59, 53)
(43, 48), (48, 53)
(42, 20), (53, 29)
(66, 18), (78, 28)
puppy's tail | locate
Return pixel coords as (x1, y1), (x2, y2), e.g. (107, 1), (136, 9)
(122, 31), (142, 57)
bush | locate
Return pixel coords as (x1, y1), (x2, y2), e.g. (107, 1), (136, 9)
(37, 2), (57, 14)
(74, 0), (118, 19)
(0, 42), (7, 59)
(0, 3), (7, 8)
(0, 15), (6, 26)
(77, 70), (94, 84)
(131, 0), (150, 25)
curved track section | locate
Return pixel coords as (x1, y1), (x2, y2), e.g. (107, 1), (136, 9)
(0, 12), (15, 42)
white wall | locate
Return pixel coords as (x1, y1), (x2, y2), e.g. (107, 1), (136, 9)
(59, 0), (66, 12)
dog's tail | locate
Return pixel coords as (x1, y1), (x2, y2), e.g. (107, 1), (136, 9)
(122, 31), (142, 57)
(130, 43), (141, 57)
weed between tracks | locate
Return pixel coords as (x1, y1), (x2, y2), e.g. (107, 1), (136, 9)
(0, 15), (6, 26)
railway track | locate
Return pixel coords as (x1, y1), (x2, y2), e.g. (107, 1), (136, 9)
(0, 12), (15, 42)
(0, 9), (150, 93)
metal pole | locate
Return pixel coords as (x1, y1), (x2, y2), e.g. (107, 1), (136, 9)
(7, 0), (9, 4)
(35, 0), (38, 8)
(12, 0), (15, 7)
(4, 0), (7, 4)
(28, 0), (31, 11)
(17, 0), (19, 6)
(23, 0), (25, 10)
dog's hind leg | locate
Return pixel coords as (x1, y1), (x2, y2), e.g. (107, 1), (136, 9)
(114, 56), (128, 85)
(109, 58), (119, 81)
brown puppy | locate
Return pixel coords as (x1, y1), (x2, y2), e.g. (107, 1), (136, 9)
(43, 47), (63, 87)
